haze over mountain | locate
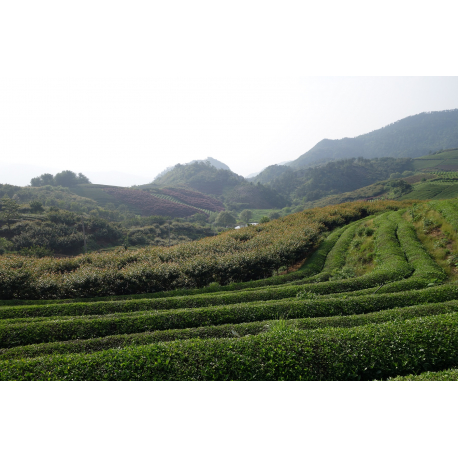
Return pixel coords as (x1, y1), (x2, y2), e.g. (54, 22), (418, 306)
(288, 109), (458, 169)
(154, 157), (231, 181)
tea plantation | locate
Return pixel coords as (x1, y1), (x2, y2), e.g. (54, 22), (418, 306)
(2, 199), (458, 380)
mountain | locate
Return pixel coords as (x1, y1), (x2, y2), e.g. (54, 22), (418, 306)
(289, 109), (458, 169)
(251, 157), (414, 204)
(147, 161), (288, 209)
(247, 164), (291, 184)
(192, 157), (231, 171)
(154, 157), (231, 181)
(299, 147), (458, 209)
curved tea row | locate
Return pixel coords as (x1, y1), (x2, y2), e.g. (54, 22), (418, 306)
(1, 200), (458, 380)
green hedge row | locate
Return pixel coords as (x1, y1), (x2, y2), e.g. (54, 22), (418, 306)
(389, 367), (458, 381)
(2, 312), (458, 380)
(428, 200), (458, 233)
(0, 213), (421, 320)
(390, 211), (446, 280)
(0, 217), (413, 321)
(2, 284), (458, 349)
(341, 212), (447, 297)
(0, 259), (414, 320)
(2, 301), (457, 361)
(295, 220), (361, 284)
(0, 226), (348, 308)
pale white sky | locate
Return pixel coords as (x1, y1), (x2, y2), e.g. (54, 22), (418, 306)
(1, 2), (457, 186)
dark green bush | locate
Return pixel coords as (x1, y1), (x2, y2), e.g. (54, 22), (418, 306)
(2, 283), (458, 348)
(2, 301), (457, 361)
(2, 312), (458, 380)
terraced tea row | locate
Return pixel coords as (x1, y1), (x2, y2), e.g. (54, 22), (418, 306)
(2, 312), (458, 380)
(2, 199), (457, 380)
(0, 200), (412, 300)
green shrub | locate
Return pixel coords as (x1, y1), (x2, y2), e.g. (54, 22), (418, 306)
(2, 312), (458, 380)
(19, 246), (54, 258)
(389, 368), (458, 381)
(2, 301), (457, 362)
(2, 283), (458, 348)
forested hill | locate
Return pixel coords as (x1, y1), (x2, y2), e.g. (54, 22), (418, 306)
(252, 157), (414, 203)
(145, 161), (288, 209)
(150, 161), (244, 195)
(288, 109), (458, 169)
(154, 157), (231, 181)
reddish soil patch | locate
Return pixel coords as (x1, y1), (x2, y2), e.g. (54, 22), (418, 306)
(278, 258), (307, 275)
(403, 174), (436, 184)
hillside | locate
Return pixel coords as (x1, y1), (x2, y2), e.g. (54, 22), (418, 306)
(286, 109), (458, 169)
(148, 161), (288, 209)
(296, 148), (458, 209)
(3, 199), (458, 380)
(250, 157), (414, 204)
(150, 161), (243, 195)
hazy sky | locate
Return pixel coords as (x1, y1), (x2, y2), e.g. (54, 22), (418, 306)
(1, 3), (457, 186)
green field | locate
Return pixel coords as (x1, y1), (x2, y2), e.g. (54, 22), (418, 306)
(2, 199), (458, 380)
(413, 148), (458, 171)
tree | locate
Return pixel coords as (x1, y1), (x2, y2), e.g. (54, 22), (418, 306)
(54, 170), (79, 187)
(30, 200), (44, 213)
(30, 177), (42, 187)
(77, 173), (91, 184)
(0, 237), (13, 255)
(215, 211), (236, 227)
(192, 213), (207, 224)
(41, 173), (55, 185)
(259, 216), (270, 224)
(0, 197), (20, 229)
(269, 211), (281, 220)
(240, 209), (253, 224)
(30, 173), (55, 187)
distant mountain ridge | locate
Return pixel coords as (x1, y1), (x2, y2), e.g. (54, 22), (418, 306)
(288, 109), (458, 169)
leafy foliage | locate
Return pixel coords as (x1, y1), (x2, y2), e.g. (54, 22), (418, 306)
(31, 170), (90, 187)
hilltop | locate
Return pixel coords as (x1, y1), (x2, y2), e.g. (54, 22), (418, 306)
(154, 157), (231, 180)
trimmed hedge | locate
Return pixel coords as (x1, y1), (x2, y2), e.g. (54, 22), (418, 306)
(2, 284), (458, 348)
(296, 220), (361, 283)
(428, 200), (458, 232)
(390, 211), (446, 280)
(389, 368), (458, 381)
(0, 214), (414, 321)
(0, 226), (347, 308)
(2, 312), (458, 380)
(1, 301), (457, 361)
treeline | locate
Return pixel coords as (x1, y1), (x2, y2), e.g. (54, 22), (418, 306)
(30, 170), (91, 187)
